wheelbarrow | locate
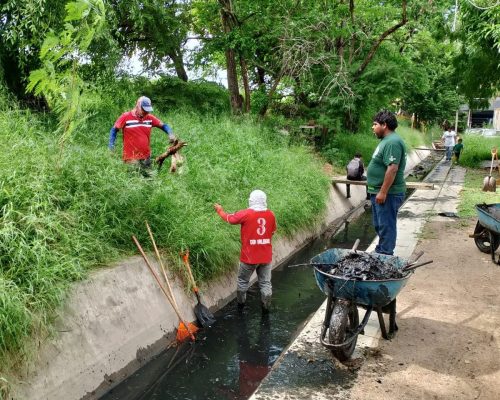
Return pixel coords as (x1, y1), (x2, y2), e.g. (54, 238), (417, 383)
(470, 203), (500, 265)
(312, 248), (420, 361)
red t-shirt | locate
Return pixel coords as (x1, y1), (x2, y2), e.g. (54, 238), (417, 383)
(113, 111), (163, 160)
(217, 208), (276, 264)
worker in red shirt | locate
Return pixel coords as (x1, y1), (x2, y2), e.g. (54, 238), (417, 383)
(214, 190), (277, 312)
(109, 96), (176, 176)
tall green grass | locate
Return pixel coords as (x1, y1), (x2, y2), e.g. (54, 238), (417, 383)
(320, 122), (427, 170)
(457, 134), (500, 168)
(458, 169), (500, 217)
(0, 87), (330, 376)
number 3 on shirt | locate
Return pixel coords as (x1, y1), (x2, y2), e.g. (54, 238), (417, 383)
(257, 218), (266, 236)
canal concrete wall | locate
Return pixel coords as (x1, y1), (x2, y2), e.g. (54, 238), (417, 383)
(12, 150), (430, 400)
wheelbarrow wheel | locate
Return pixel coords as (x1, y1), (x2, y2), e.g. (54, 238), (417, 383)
(474, 221), (500, 254)
(329, 299), (359, 361)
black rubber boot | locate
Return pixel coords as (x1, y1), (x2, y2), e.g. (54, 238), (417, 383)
(237, 291), (246, 312)
(261, 295), (272, 314)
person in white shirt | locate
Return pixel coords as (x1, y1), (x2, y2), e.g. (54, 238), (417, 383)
(441, 127), (457, 161)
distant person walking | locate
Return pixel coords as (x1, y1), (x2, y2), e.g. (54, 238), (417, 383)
(453, 138), (464, 163)
(441, 127), (457, 161)
(214, 190), (277, 312)
(367, 110), (407, 256)
(109, 96), (176, 176)
(346, 153), (366, 181)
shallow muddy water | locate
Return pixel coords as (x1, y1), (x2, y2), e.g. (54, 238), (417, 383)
(101, 212), (375, 400)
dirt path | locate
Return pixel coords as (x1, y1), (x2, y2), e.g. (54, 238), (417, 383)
(350, 218), (500, 400)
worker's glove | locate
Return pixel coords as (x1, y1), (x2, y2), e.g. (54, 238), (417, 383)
(169, 134), (177, 144)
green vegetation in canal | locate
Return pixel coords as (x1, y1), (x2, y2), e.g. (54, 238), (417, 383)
(0, 85), (330, 382)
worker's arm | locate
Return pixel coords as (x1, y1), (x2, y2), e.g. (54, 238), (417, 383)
(214, 204), (246, 224)
(109, 127), (119, 150)
(110, 113), (127, 150)
(375, 164), (398, 204)
(160, 123), (176, 142)
(151, 114), (176, 142)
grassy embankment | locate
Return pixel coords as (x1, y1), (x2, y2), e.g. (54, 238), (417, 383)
(0, 80), (333, 389)
(320, 119), (428, 170)
(457, 134), (500, 216)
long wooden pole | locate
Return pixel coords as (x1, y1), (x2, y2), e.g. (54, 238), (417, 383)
(145, 222), (179, 310)
(181, 250), (197, 289)
(132, 235), (195, 341)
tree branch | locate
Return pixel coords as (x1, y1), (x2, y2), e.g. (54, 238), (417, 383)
(353, 0), (407, 80)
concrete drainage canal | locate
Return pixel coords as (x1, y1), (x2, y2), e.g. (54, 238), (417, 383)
(101, 211), (376, 400)
(100, 149), (443, 400)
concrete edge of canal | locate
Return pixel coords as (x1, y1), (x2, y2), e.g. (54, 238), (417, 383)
(11, 150), (432, 400)
(250, 156), (465, 400)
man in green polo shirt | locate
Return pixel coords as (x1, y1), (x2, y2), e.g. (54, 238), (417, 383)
(367, 110), (407, 255)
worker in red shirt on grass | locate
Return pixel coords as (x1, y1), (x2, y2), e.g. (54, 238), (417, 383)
(109, 96), (176, 176)
(214, 190), (277, 312)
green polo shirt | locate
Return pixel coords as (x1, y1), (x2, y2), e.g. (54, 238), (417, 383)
(367, 132), (407, 194)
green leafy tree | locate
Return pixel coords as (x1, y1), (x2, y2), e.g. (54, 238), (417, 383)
(0, 0), (68, 101)
(108, 0), (191, 81)
(453, 1), (500, 108)
(27, 0), (107, 147)
(400, 28), (462, 126)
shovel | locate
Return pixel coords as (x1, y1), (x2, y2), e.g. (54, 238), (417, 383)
(482, 149), (497, 192)
(181, 250), (216, 327)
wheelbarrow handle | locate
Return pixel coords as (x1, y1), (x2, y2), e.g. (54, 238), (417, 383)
(402, 260), (433, 272)
(406, 250), (424, 266)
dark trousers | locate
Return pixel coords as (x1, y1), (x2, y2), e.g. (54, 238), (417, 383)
(370, 193), (405, 255)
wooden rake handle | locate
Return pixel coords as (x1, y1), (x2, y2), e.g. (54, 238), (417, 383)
(132, 235), (195, 341)
(181, 250), (199, 293)
(145, 222), (179, 309)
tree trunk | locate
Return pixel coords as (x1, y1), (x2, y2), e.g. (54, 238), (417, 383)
(219, 0), (242, 114)
(349, 0), (355, 65)
(259, 71), (283, 116)
(225, 48), (242, 113)
(254, 49), (266, 87)
(168, 48), (188, 82)
(239, 55), (251, 113)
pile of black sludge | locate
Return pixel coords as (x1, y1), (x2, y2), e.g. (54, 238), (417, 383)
(322, 252), (406, 281)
